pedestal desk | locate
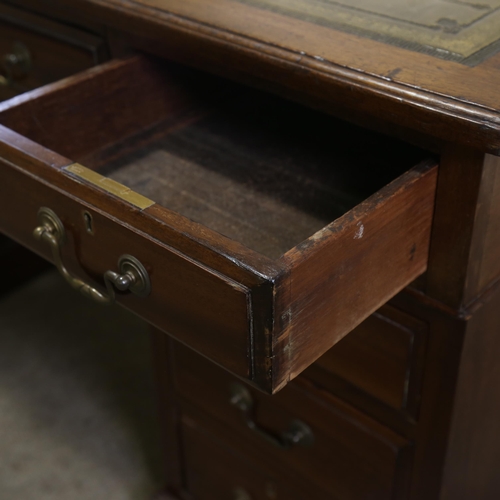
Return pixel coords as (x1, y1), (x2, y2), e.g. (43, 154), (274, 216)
(1, 1), (500, 499)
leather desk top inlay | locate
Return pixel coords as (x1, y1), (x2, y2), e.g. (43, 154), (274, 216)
(238, 0), (500, 62)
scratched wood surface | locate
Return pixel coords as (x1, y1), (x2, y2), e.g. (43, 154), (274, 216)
(9, 0), (500, 153)
(0, 54), (436, 393)
(238, 0), (500, 61)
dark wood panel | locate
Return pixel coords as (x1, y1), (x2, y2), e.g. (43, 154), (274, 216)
(0, 56), (211, 160)
(0, 54), (437, 392)
(0, 3), (105, 101)
(389, 288), (470, 500)
(182, 414), (330, 500)
(439, 282), (500, 500)
(0, 142), (255, 380)
(390, 282), (500, 500)
(473, 154), (500, 294)
(18, 0), (500, 154)
(150, 329), (184, 497)
(303, 304), (428, 421)
(174, 342), (413, 500)
(0, 120), (272, 286)
(426, 146), (500, 309)
(276, 161), (437, 389)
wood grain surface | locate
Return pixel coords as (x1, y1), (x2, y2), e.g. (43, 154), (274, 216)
(13, 0), (500, 154)
(174, 341), (413, 500)
(304, 304), (428, 421)
(0, 137), (254, 380)
(0, 3), (106, 101)
(440, 282), (500, 500)
(276, 160), (437, 390)
(0, 55), (436, 393)
(238, 0), (500, 61)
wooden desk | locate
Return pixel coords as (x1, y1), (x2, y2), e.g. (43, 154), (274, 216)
(1, 1), (500, 498)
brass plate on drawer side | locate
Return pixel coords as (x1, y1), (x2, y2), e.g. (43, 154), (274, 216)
(64, 163), (155, 210)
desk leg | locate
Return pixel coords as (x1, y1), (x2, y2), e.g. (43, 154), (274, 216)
(150, 327), (186, 499)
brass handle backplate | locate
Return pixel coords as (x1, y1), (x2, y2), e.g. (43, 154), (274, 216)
(0, 41), (31, 89)
(33, 207), (151, 304)
(229, 382), (314, 450)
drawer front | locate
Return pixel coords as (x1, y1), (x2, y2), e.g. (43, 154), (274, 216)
(304, 304), (428, 420)
(0, 55), (437, 393)
(182, 414), (330, 500)
(0, 135), (253, 379)
(174, 342), (413, 500)
(0, 4), (105, 101)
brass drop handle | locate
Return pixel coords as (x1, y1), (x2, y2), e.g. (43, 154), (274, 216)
(229, 382), (314, 450)
(0, 41), (31, 88)
(33, 207), (151, 304)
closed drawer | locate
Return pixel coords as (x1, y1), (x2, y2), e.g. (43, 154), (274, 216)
(304, 304), (428, 421)
(182, 414), (330, 500)
(0, 55), (437, 393)
(0, 4), (105, 101)
(174, 342), (413, 500)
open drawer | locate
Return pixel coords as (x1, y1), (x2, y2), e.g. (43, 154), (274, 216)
(0, 56), (437, 393)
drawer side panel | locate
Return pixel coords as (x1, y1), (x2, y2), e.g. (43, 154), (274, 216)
(280, 162), (438, 388)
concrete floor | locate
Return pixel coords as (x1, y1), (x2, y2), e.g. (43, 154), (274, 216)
(0, 271), (165, 499)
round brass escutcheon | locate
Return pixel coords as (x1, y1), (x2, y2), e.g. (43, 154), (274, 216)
(117, 254), (151, 297)
(1, 41), (31, 87)
(35, 207), (66, 245)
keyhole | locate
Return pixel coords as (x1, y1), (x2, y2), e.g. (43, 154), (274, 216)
(83, 211), (94, 234)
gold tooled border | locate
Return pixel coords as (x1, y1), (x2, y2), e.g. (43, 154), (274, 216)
(237, 0), (500, 61)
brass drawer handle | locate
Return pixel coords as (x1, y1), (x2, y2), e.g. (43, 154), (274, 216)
(229, 382), (314, 450)
(0, 41), (31, 89)
(33, 207), (151, 304)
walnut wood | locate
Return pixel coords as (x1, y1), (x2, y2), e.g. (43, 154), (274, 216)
(439, 282), (500, 500)
(388, 289), (468, 500)
(150, 329), (184, 498)
(276, 160), (437, 390)
(0, 126), (257, 380)
(468, 154), (500, 297)
(3, 3), (500, 500)
(182, 414), (330, 500)
(0, 3), (106, 101)
(0, 56), (212, 161)
(0, 56), (436, 393)
(8, 0), (500, 154)
(426, 147), (500, 309)
(173, 341), (413, 500)
(303, 304), (428, 424)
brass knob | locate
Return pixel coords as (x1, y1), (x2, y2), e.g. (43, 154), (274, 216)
(0, 41), (31, 88)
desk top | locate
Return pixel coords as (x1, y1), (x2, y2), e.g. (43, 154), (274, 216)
(15, 0), (500, 153)
(239, 0), (500, 64)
